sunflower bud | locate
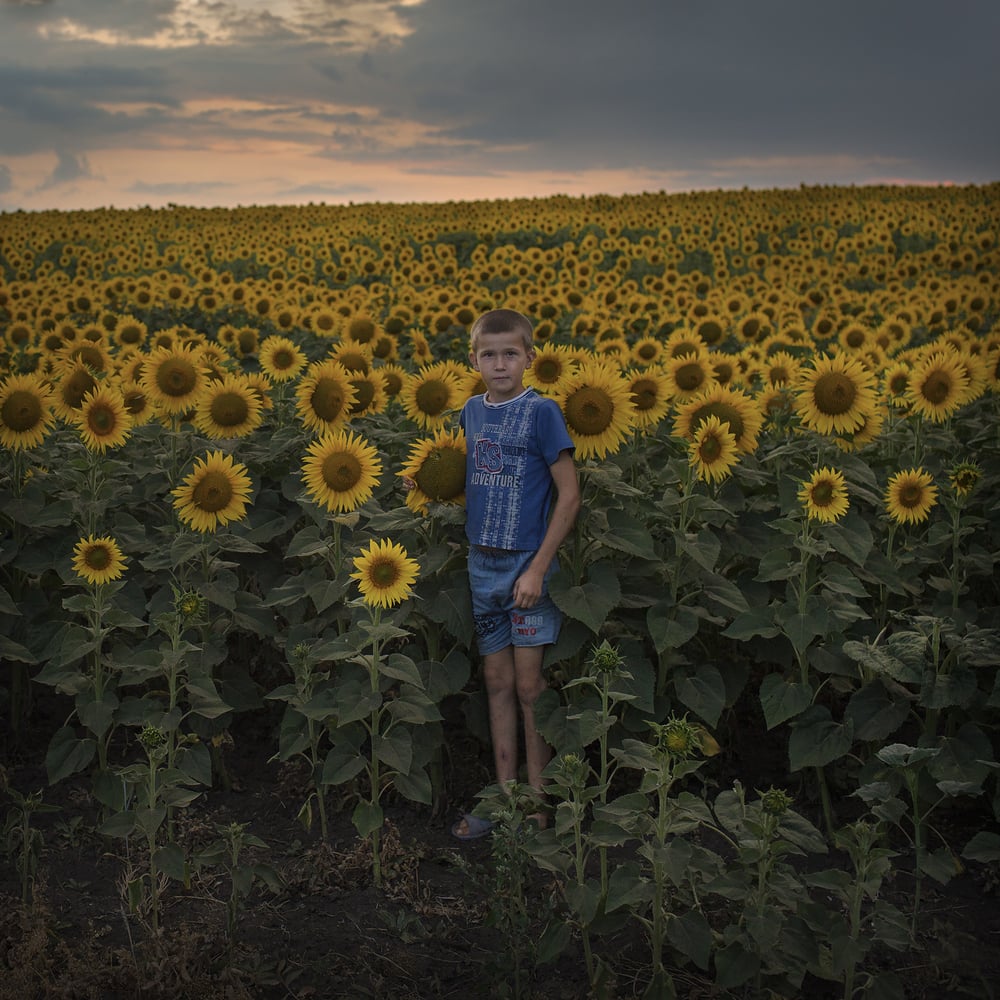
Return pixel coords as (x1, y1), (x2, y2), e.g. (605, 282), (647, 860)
(138, 724), (167, 758)
(759, 787), (793, 817)
(652, 716), (703, 760)
(175, 588), (206, 622)
(589, 640), (625, 675)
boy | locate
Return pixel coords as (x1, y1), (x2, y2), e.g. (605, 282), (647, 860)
(451, 308), (580, 840)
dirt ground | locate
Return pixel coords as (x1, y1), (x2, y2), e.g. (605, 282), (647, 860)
(1, 689), (998, 999)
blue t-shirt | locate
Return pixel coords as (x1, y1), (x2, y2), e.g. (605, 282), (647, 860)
(459, 388), (574, 551)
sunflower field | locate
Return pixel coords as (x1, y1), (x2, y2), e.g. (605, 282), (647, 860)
(1, 184), (999, 998)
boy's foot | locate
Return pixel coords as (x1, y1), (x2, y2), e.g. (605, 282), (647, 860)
(451, 813), (494, 841)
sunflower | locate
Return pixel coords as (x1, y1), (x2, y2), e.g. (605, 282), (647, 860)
(52, 361), (100, 421)
(76, 384), (132, 452)
(259, 335), (306, 382)
(399, 366), (461, 430)
(553, 359), (637, 461)
(330, 341), (374, 375)
(673, 384), (763, 455)
(949, 460), (980, 499)
(376, 362), (406, 399)
(904, 350), (971, 423)
(884, 468), (938, 526)
(301, 429), (382, 513)
(762, 351), (802, 388)
(798, 467), (849, 523)
(663, 351), (717, 402)
(793, 353), (879, 437)
(172, 451), (254, 533)
(350, 537), (420, 609)
(120, 378), (155, 425)
(882, 361), (912, 408)
(525, 344), (579, 394)
(688, 415), (739, 484)
(0, 372), (55, 451)
(398, 427), (466, 514)
(295, 359), (358, 433)
(72, 534), (127, 586)
(141, 344), (208, 416)
(630, 336), (665, 367)
(627, 365), (673, 431)
(193, 375), (263, 440)
(835, 402), (885, 452)
(346, 369), (388, 418)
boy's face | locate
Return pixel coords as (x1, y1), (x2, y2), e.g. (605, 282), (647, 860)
(469, 330), (535, 403)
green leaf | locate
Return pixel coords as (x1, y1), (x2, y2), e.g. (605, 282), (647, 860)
(387, 685), (443, 724)
(844, 680), (910, 742)
(962, 831), (1000, 863)
(647, 602), (699, 653)
(333, 679), (382, 725)
(536, 920), (572, 964)
(875, 743), (939, 769)
(602, 507), (658, 559)
(667, 909), (712, 970)
(374, 729), (413, 773)
(185, 679), (233, 719)
(918, 846), (960, 884)
(564, 881), (601, 924)
(418, 571), (472, 638)
(759, 674), (813, 729)
(285, 525), (331, 559)
(820, 561), (870, 598)
(788, 705), (853, 771)
(824, 511), (873, 566)
(45, 727), (96, 784)
(714, 940), (759, 989)
(550, 560), (621, 634)
(321, 746), (366, 787)
(154, 842), (188, 881)
(0, 583), (20, 615)
(674, 663), (726, 727)
(775, 601), (829, 658)
(393, 764), (432, 805)
(378, 653), (424, 687)
(722, 605), (778, 641)
(604, 862), (650, 913)
(351, 800), (383, 837)
(755, 547), (797, 582)
(420, 652), (471, 702)
(0, 633), (34, 663)
(99, 810), (137, 838)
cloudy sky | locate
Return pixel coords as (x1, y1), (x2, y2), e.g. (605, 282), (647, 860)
(1, 0), (997, 212)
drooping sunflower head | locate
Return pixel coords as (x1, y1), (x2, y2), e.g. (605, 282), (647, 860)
(301, 429), (383, 514)
(172, 450), (254, 533)
(76, 384), (132, 452)
(350, 537), (420, 609)
(554, 359), (637, 461)
(193, 374), (263, 439)
(72, 534), (127, 586)
(398, 427), (467, 515)
(884, 467), (938, 526)
(948, 461), (981, 499)
(798, 467), (849, 523)
(688, 414), (739, 484)
(0, 372), (55, 451)
(793, 352), (879, 437)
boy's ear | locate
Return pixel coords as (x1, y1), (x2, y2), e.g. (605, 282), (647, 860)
(468, 351), (479, 370)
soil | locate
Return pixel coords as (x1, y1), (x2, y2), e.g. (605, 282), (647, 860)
(1, 688), (998, 1000)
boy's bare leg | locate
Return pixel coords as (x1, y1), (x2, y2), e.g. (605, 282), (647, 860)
(483, 645), (519, 785)
(513, 644), (552, 799)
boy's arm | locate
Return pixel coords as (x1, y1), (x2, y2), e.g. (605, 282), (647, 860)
(512, 450), (581, 609)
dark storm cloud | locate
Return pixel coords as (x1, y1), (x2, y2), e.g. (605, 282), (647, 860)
(376, 0), (1000, 179)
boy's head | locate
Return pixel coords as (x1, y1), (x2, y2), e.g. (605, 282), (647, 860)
(469, 308), (534, 355)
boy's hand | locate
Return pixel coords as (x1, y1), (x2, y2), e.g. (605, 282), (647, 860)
(513, 565), (545, 609)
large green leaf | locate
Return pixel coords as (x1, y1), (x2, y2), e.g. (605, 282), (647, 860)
(844, 680), (909, 742)
(393, 764), (432, 805)
(45, 727), (95, 784)
(788, 705), (854, 771)
(417, 570), (472, 639)
(675, 663), (726, 727)
(759, 674), (813, 729)
(667, 909), (712, 970)
(550, 560), (621, 634)
(374, 729), (413, 773)
(602, 507), (658, 559)
(351, 800), (383, 837)
(647, 602), (699, 653)
(722, 605), (778, 641)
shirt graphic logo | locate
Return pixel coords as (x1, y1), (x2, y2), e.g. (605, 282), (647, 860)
(475, 438), (503, 474)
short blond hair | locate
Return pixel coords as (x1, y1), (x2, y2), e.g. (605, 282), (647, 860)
(469, 308), (534, 353)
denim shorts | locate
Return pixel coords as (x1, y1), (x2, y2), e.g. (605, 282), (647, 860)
(468, 546), (562, 656)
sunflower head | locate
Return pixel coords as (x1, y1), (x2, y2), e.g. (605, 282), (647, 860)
(72, 534), (127, 586)
(948, 461), (980, 499)
(798, 467), (849, 523)
(884, 467), (938, 526)
(0, 372), (55, 451)
(302, 429), (382, 514)
(172, 450), (254, 533)
(759, 787), (793, 817)
(350, 537), (420, 609)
